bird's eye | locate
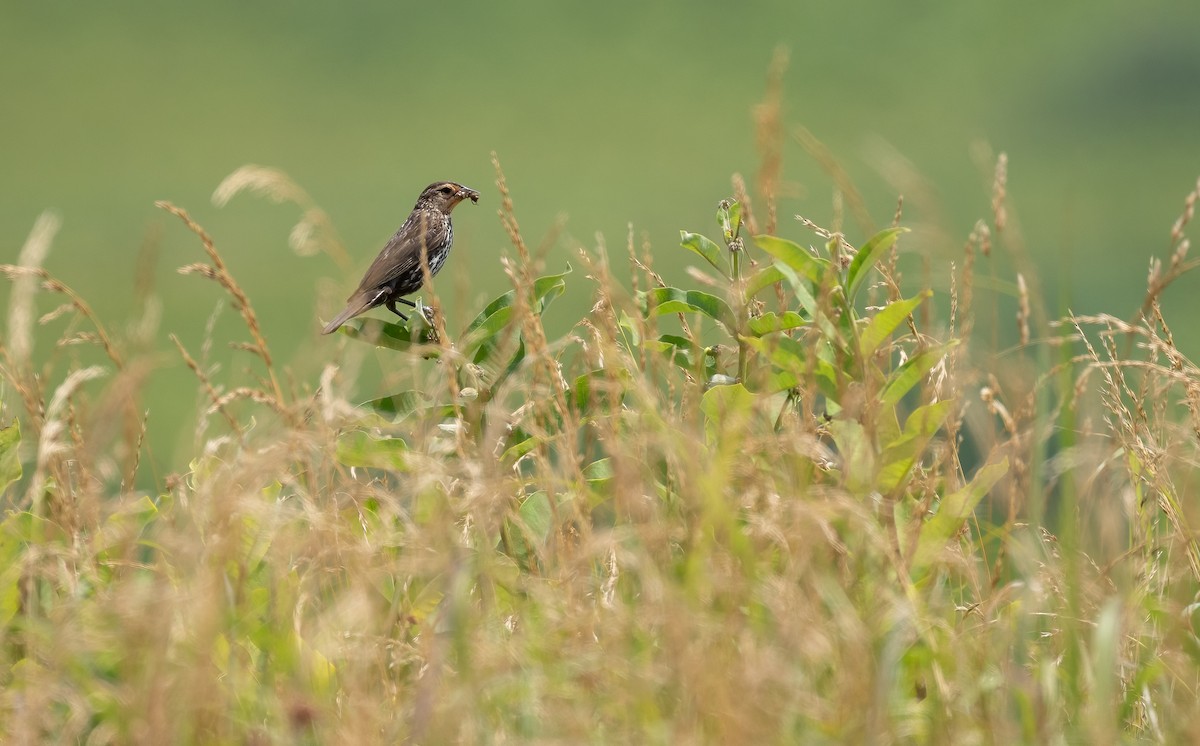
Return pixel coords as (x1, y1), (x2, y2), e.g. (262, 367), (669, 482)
(438, 185), (455, 195)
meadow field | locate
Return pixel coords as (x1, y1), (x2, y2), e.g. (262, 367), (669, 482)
(4, 3), (1200, 743)
(4, 136), (1200, 740)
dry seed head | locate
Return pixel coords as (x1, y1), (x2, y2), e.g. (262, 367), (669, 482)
(1017, 273), (1031, 346)
(7, 212), (61, 369)
(1169, 175), (1199, 247)
(732, 173), (760, 237)
(992, 153), (1008, 232)
(212, 164), (307, 207)
(289, 217), (320, 257)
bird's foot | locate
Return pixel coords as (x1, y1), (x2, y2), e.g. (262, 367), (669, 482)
(385, 300), (409, 323)
(414, 299), (438, 326)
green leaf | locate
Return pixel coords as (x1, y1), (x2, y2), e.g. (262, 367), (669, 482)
(881, 342), (958, 406)
(876, 399), (955, 493)
(717, 201), (743, 245)
(742, 335), (840, 398)
(649, 334), (700, 372)
(572, 369), (625, 412)
(464, 267), (572, 333)
(911, 458), (1010, 572)
(461, 267), (571, 355)
(0, 420), (21, 496)
(699, 383), (755, 442)
(500, 434), (539, 463)
(584, 458), (614, 484)
(459, 268), (569, 372)
(680, 231), (729, 278)
(336, 431), (409, 471)
(643, 287), (738, 333)
(745, 311), (807, 337)
(847, 227), (908, 302)
(859, 291), (931, 359)
(745, 265), (785, 299)
(753, 235), (830, 284)
(530, 269), (570, 312)
(517, 491), (553, 545)
(829, 418), (874, 493)
(363, 390), (427, 421)
(341, 317), (438, 353)
(771, 261), (821, 320)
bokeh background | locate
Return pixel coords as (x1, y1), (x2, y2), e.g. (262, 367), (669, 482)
(4, 1), (1200, 470)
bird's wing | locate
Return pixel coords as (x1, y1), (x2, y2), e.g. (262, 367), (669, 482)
(349, 212), (448, 298)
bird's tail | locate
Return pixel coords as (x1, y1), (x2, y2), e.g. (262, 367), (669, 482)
(321, 295), (372, 335)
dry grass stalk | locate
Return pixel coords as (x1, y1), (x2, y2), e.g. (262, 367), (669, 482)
(991, 152), (1008, 233)
(793, 127), (874, 237)
(170, 333), (242, 435)
(1016, 273), (1031, 347)
(5, 212), (60, 370)
(158, 201), (286, 409)
(212, 164), (351, 269)
(27, 365), (106, 515)
(753, 47), (787, 235)
(0, 268), (124, 372)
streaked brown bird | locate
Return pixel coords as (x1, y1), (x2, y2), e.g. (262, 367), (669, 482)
(321, 181), (480, 335)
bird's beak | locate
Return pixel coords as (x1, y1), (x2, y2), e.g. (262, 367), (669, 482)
(456, 186), (481, 204)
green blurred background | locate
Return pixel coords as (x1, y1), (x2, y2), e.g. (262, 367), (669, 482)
(3, 1), (1200, 470)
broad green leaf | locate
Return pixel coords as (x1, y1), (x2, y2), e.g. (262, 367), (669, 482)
(859, 291), (931, 359)
(0, 511), (32, 630)
(364, 390), (427, 421)
(650, 334), (699, 372)
(459, 267), (572, 363)
(572, 369), (625, 412)
(500, 435), (538, 463)
(462, 307), (515, 354)
(643, 287), (738, 333)
(584, 458), (614, 483)
(745, 265), (785, 299)
(464, 267), (572, 335)
(772, 261), (823, 328)
(617, 311), (640, 349)
(876, 399), (955, 493)
(743, 335), (840, 400)
(881, 342), (958, 406)
(847, 227), (908, 302)
(481, 338), (527, 395)
(700, 383), (755, 442)
(336, 431), (409, 471)
(911, 458), (1010, 571)
(341, 317), (438, 353)
(746, 311), (807, 337)
(240, 509), (273, 572)
(530, 269), (570, 312)
(754, 235), (830, 284)
(0, 420), (21, 495)
(680, 231), (729, 278)
(829, 418), (873, 493)
(518, 491), (553, 545)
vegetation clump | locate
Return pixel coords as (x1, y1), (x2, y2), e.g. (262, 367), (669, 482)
(2, 146), (1200, 743)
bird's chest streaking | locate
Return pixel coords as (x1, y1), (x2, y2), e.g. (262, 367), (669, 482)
(430, 219), (452, 275)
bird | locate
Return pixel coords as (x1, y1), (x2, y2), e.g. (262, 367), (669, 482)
(321, 181), (480, 335)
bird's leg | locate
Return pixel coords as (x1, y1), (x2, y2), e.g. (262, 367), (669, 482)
(397, 297), (417, 308)
(385, 300), (408, 322)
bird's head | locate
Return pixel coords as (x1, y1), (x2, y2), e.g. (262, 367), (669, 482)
(417, 181), (481, 213)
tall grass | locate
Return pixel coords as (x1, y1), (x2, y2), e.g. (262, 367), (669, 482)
(2, 119), (1200, 743)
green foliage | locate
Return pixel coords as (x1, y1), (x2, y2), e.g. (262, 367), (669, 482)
(2, 177), (1199, 744)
